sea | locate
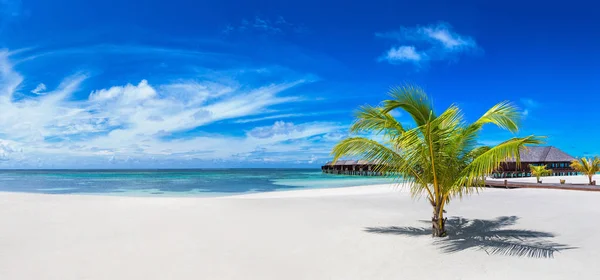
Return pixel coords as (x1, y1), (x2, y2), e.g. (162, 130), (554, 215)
(0, 169), (398, 197)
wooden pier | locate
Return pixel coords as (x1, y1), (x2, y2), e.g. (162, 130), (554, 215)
(322, 158), (600, 192)
(321, 160), (384, 176)
(485, 179), (600, 192)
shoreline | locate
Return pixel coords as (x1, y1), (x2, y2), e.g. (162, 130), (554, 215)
(0, 174), (596, 199)
(0, 183), (404, 199)
(1, 178), (600, 279)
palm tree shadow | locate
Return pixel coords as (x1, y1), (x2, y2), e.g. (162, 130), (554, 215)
(365, 216), (576, 258)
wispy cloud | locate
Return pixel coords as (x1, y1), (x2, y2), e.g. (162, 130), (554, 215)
(10, 44), (226, 66)
(248, 121), (303, 138)
(376, 22), (480, 66)
(379, 46), (423, 64)
(234, 113), (306, 124)
(223, 16), (306, 35)
(421, 24), (476, 50)
(520, 98), (540, 119)
(233, 110), (346, 124)
(31, 83), (46, 94)
(0, 50), (343, 167)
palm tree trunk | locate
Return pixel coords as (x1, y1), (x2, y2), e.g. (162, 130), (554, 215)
(589, 174), (593, 185)
(431, 205), (447, 237)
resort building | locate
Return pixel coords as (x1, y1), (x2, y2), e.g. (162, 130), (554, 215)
(492, 146), (577, 178)
(321, 160), (383, 176)
(323, 146), (577, 178)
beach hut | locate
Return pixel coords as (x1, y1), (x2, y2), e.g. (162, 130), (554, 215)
(321, 160), (383, 176)
(492, 146), (577, 178)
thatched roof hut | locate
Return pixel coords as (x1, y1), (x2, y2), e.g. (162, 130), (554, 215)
(504, 146), (575, 163)
(321, 160), (383, 175)
(494, 146), (577, 178)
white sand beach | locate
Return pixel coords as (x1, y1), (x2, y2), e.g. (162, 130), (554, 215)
(1, 176), (600, 280)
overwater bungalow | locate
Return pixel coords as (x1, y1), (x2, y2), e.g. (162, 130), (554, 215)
(323, 146), (577, 178)
(492, 146), (577, 178)
(321, 160), (384, 176)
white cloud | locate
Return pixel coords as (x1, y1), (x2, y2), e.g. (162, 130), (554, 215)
(389, 110), (403, 118)
(0, 139), (20, 161)
(202, 82), (302, 122)
(233, 110), (344, 124)
(234, 113), (305, 124)
(421, 24), (476, 50)
(377, 22), (479, 66)
(31, 83), (46, 94)
(248, 121), (302, 138)
(381, 46), (423, 63)
(520, 98), (539, 119)
(0, 51), (23, 99)
(160, 81), (234, 104)
(89, 80), (156, 103)
(0, 50), (344, 167)
(308, 154), (317, 164)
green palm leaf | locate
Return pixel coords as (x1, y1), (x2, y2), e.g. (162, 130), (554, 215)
(350, 105), (405, 139)
(331, 84), (545, 237)
(570, 157), (600, 185)
(458, 136), (544, 191)
(529, 164), (552, 183)
(383, 85), (434, 127)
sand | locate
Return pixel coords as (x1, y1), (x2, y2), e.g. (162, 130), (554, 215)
(1, 177), (600, 279)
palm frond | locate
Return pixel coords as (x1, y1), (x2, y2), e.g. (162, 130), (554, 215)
(570, 157), (600, 174)
(331, 136), (434, 200)
(331, 85), (545, 237)
(382, 85), (433, 127)
(350, 105), (405, 139)
(330, 137), (402, 173)
(571, 157), (600, 184)
(457, 136), (545, 194)
(471, 101), (521, 133)
(529, 165), (552, 176)
(465, 146), (492, 163)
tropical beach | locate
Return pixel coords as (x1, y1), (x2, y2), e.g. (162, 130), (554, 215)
(1, 177), (599, 280)
(2, 0), (600, 279)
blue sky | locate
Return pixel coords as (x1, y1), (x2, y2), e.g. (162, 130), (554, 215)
(0, 0), (598, 168)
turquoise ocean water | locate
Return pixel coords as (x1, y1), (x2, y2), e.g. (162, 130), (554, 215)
(0, 169), (397, 196)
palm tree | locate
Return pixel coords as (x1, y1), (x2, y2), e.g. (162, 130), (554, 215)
(529, 164), (552, 183)
(570, 157), (600, 185)
(331, 85), (543, 237)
